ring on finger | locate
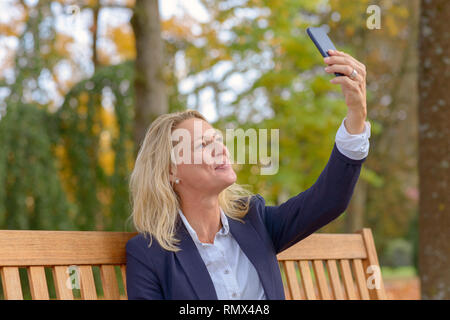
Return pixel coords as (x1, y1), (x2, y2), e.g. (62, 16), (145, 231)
(349, 68), (358, 80)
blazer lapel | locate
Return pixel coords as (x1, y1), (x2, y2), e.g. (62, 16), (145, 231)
(174, 220), (218, 299)
(228, 217), (276, 299)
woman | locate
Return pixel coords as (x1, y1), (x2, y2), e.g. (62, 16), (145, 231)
(126, 50), (370, 299)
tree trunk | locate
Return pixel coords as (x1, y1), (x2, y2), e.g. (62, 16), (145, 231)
(418, 0), (450, 300)
(131, 0), (168, 152)
(345, 179), (367, 232)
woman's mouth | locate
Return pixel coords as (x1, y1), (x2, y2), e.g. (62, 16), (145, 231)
(215, 162), (231, 170)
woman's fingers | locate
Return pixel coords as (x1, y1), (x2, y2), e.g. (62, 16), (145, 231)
(325, 50), (366, 78)
(325, 64), (363, 81)
(330, 75), (360, 92)
(329, 50), (366, 72)
(324, 56), (364, 77)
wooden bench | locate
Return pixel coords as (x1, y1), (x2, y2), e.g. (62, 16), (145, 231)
(0, 228), (386, 300)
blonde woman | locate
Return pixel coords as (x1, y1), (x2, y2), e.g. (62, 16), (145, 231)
(126, 50), (371, 300)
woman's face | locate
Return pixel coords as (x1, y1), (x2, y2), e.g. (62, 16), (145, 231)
(171, 118), (236, 196)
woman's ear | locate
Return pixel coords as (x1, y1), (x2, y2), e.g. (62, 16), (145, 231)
(169, 165), (177, 184)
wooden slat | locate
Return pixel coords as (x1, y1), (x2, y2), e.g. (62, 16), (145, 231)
(79, 265), (97, 300)
(100, 265), (120, 300)
(283, 261), (302, 300)
(339, 259), (357, 299)
(352, 259), (370, 300)
(27, 266), (49, 300)
(120, 264), (127, 299)
(312, 260), (331, 300)
(0, 230), (137, 266)
(0, 267), (23, 300)
(52, 266), (74, 300)
(279, 262), (292, 300)
(299, 261), (316, 300)
(326, 260), (345, 300)
(277, 234), (367, 261)
(358, 228), (387, 300)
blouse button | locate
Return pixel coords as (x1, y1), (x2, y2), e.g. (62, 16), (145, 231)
(224, 269), (230, 274)
(232, 292), (237, 298)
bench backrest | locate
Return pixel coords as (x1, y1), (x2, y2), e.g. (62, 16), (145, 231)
(277, 228), (386, 300)
(0, 228), (385, 300)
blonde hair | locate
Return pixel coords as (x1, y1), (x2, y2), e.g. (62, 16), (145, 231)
(129, 109), (253, 252)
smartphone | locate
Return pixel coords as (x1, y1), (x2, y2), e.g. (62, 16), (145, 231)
(306, 27), (344, 76)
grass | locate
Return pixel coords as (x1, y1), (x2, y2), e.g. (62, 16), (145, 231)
(380, 266), (417, 279)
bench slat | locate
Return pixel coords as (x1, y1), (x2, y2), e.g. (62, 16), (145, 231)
(359, 229), (387, 300)
(299, 261), (316, 300)
(326, 260), (345, 300)
(353, 258), (370, 300)
(79, 265), (98, 300)
(277, 234), (367, 260)
(283, 261), (302, 300)
(340, 259), (357, 299)
(312, 260), (331, 299)
(28, 266), (49, 300)
(0, 230), (137, 266)
(100, 265), (120, 300)
(120, 264), (127, 298)
(52, 266), (74, 300)
(1, 267), (23, 300)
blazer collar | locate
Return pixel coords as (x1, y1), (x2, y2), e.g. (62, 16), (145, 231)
(227, 216), (276, 299)
(174, 219), (218, 299)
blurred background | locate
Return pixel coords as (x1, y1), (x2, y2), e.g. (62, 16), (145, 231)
(0, 0), (448, 299)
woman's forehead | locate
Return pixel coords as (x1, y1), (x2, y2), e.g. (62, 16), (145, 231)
(176, 118), (213, 132)
(172, 118), (222, 147)
(176, 118), (216, 135)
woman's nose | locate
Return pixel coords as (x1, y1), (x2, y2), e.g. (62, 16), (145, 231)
(210, 138), (226, 157)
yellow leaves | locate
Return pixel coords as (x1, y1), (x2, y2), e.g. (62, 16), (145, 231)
(98, 106), (118, 176)
(0, 23), (21, 37)
(77, 92), (89, 117)
(99, 130), (115, 176)
(107, 24), (136, 60)
(385, 15), (399, 37)
(99, 105), (118, 139)
(161, 16), (196, 41)
(54, 144), (66, 161)
(55, 33), (75, 57)
(79, 92), (89, 105)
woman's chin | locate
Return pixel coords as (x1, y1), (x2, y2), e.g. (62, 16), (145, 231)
(216, 168), (237, 185)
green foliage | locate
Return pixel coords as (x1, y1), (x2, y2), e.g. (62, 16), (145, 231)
(186, 0), (353, 205)
(0, 1), (75, 230)
(0, 2), (135, 232)
(382, 238), (413, 267)
(56, 61), (135, 231)
(0, 103), (75, 229)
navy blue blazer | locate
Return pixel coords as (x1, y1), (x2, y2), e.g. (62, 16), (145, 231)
(126, 143), (366, 300)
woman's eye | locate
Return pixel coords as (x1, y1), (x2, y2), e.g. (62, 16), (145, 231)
(196, 142), (205, 149)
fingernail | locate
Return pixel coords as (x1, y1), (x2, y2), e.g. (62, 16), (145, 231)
(325, 67), (330, 71)
(324, 57), (330, 62)
(328, 49), (335, 53)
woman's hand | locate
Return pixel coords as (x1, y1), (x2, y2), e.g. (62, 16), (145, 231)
(324, 50), (367, 134)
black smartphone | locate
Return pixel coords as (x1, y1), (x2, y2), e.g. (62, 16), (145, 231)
(306, 27), (344, 76)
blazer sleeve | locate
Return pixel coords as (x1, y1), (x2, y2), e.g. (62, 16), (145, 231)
(126, 237), (164, 300)
(259, 142), (366, 254)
